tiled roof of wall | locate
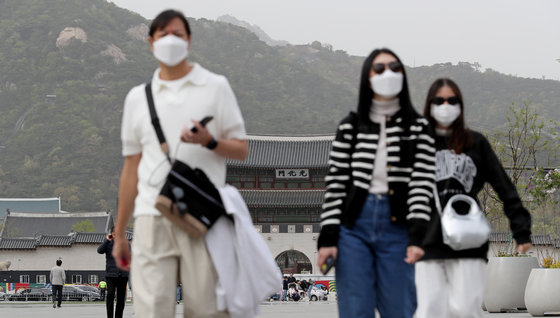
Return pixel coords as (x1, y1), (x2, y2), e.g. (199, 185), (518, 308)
(74, 232), (107, 243)
(227, 135), (333, 168)
(239, 189), (325, 207)
(0, 231), (134, 250)
(73, 232), (134, 243)
(37, 235), (72, 246)
(0, 238), (37, 250)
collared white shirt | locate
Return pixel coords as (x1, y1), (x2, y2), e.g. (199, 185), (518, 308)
(121, 63), (246, 216)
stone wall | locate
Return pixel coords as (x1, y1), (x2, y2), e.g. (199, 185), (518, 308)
(1, 244), (105, 271)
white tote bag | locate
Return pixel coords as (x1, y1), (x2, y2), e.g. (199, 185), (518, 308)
(434, 188), (491, 251)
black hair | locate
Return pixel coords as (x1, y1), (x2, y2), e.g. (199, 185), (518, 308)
(110, 226), (114, 233)
(149, 9), (191, 37)
(423, 78), (472, 154)
(56, 259), (62, 266)
(356, 48), (417, 121)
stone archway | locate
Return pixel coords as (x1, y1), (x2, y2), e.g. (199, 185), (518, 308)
(275, 250), (313, 274)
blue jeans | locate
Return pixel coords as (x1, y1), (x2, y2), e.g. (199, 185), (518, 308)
(336, 194), (416, 318)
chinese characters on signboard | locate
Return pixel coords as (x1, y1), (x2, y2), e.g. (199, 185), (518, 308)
(275, 169), (309, 179)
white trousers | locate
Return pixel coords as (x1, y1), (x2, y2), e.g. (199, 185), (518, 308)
(415, 258), (486, 318)
(130, 215), (229, 318)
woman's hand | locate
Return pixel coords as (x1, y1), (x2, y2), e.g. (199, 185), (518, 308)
(317, 246), (338, 268)
(404, 245), (424, 264)
(517, 242), (533, 254)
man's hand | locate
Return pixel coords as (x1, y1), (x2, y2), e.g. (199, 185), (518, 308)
(180, 119), (249, 160)
(404, 245), (424, 264)
(112, 154), (139, 272)
(112, 235), (131, 271)
(180, 119), (212, 146)
(317, 246), (338, 268)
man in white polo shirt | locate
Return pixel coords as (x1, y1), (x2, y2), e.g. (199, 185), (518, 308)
(112, 9), (248, 318)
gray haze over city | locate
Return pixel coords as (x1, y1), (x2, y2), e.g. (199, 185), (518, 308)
(109, 0), (560, 81)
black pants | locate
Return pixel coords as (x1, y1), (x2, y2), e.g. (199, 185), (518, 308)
(106, 276), (128, 318)
(52, 285), (63, 307)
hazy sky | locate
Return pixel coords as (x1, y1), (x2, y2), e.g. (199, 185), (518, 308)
(110, 0), (560, 80)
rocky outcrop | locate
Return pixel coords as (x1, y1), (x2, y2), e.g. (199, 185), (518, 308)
(4, 82), (17, 91)
(55, 27), (88, 48)
(101, 44), (127, 64)
(217, 15), (289, 47)
(126, 23), (149, 41)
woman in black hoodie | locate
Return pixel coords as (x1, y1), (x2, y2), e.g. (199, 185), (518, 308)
(416, 78), (532, 318)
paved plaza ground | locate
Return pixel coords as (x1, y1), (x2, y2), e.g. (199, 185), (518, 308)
(0, 301), (553, 317)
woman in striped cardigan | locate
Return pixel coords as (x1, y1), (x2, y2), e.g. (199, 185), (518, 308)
(317, 48), (436, 318)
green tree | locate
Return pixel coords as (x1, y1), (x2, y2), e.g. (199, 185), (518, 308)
(491, 101), (556, 187)
(481, 101), (559, 235)
(71, 219), (96, 232)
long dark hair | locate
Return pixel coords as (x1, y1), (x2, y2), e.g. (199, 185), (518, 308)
(423, 78), (472, 153)
(357, 48), (418, 121)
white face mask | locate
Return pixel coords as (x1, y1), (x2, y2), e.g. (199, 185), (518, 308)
(153, 35), (189, 67)
(431, 103), (461, 127)
(370, 70), (403, 98)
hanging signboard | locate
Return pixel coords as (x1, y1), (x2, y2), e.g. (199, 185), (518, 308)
(275, 169), (310, 179)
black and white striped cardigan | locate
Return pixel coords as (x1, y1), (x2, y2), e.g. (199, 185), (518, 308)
(318, 111), (436, 247)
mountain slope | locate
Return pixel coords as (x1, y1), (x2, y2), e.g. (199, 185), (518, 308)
(0, 0), (558, 212)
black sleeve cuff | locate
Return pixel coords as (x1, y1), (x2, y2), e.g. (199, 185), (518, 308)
(513, 233), (532, 245)
(407, 219), (428, 247)
(317, 224), (340, 249)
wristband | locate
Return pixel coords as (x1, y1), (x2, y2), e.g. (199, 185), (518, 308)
(206, 137), (218, 150)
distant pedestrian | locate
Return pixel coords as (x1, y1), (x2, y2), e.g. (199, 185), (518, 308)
(49, 259), (65, 308)
(288, 285), (300, 301)
(302, 279), (308, 291)
(282, 276), (288, 301)
(98, 227), (129, 318)
(99, 279), (107, 300)
(287, 272), (296, 284)
(307, 280), (314, 299)
(176, 283), (182, 304)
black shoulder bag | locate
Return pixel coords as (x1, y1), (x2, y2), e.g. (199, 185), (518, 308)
(145, 82), (226, 238)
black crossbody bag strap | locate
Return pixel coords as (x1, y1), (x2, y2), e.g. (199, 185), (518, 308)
(145, 82), (172, 163)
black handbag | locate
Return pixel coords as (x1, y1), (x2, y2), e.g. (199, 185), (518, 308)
(145, 82), (226, 238)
